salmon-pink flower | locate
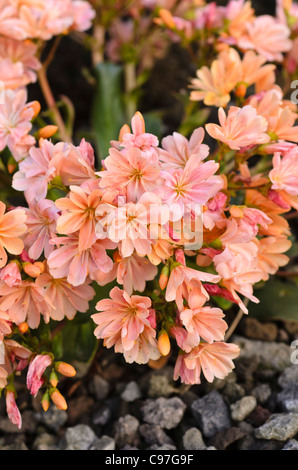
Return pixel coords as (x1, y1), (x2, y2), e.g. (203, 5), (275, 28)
(48, 234), (114, 286)
(0, 280), (52, 328)
(92, 287), (160, 364)
(98, 147), (161, 202)
(159, 155), (222, 217)
(203, 192), (228, 230)
(0, 37), (40, 89)
(206, 105), (270, 151)
(249, 89), (298, 143)
(0, 88), (36, 162)
(111, 252), (158, 295)
(174, 341), (240, 385)
(180, 291), (228, 345)
(0, 367), (8, 389)
(158, 128), (209, 170)
(165, 264), (220, 309)
(23, 199), (59, 260)
(57, 139), (96, 187)
(12, 139), (61, 203)
(115, 111), (159, 160)
(0, 310), (12, 340)
(36, 272), (95, 321)
(255, 236), (291, 281)
(0, 202), (27, 268)
(237, 15), (291, 62)
(26, 354), (52, 397)
(102, 192), (166, 258)
(6, 390), (22, 429)
(0, 261), (21, 287)
(56, 186), (102, 252)
(269, 150), (298, 196)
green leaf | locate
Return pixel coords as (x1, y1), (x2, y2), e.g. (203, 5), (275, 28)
(91, 62), (125, 160)
(249, 279), (298, 322)
(60, 319), (97, 364)
(211, 296), (233, 311)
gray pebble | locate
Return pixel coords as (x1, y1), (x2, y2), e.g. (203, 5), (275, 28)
(121, 381), (142, 402)
(231, 396), (257, 422)
(141, 397), (186, 430)
(255, 413), (298, 441)
(182, 427), (206, 450)
(191, 391), (231, 438)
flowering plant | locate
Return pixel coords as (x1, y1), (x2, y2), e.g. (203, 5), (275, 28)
(0, 0), (297, 429)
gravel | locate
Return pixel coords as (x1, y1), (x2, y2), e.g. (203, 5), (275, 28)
(141, 397), (186, 429)
(231, 396), (257, 422)
(191, 391), (231, 438)
(255, 414), (298, 441)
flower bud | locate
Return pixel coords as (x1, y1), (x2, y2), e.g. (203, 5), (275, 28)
(23, 262), (44, 278)
(49, 370), (58, 388)
(50, 388), (67, 411)
(37, 125), (58, 139)
(41, 391), (50, 412)
(28, 100), (41, 119)
(18, 322), (29, 334)
(55, 362), (76, 378)
(159, 264), (169, 290)
(159, 8), (175, 29)
(235, 83), (247, 98)
(158, 330), (171, 357)
(118, 124), (130, 142)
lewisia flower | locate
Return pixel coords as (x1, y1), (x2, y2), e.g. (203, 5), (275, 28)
(56, 186), (102, 252)
(26, 354), (52, 397)
(12, 139), (61, 203)
(6, 390), (22, 429)
(158, 127), (209, 170)
(179, 291), (228, 345)
(159, 155), (222, 217)
(206, 105), (270, 150)
(114, 111), (159, 161)
(36, 271), (95, 321)
(269, 149), (298, 196)
(0, 202), (27, 268)
(23, 199), (59, 260)
(255, 236), (292, 281)
(174, 341), (240, 385)
(249, 89), (298, 143)
(0, 261), (21, 287)
(98, 147), (161, 202)
(190, 49), (240, 107)
(0, 37), (40, 89)
(0, 310), (12, 340)
(165, 264), (220, 310)
(0, 280), (52, 328)
(111, 251), (158, 295)
(92, 287), (160, 364)
(102, 192), (167, 259)
(0, 88), (36, 162)
(48, 234), (115, 286)
(237, 14), (292, 62)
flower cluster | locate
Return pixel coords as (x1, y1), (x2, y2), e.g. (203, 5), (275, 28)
(0, 0), (297, 429)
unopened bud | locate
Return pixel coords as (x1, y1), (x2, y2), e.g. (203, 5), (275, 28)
(7, 156), (16, 174)
(37, 125), (58, 139)
(55, 362), (76, 378)
(235, 83), (247, 98)
(50, 388), (67, 411)
(159, 8), (175, 29)
(29, 100), (41, 119)
(18, 322), (29, 334)
(118, 124), (130, 141)
(41, 391), (50, 412)
(159, 263), (170, 290)
(49, 370), (58, 388)
(158, 330), (171, 357)
(113, 250), (122, 263)
(23, 262), (44, 278)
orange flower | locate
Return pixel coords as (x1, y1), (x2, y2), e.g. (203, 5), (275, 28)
(0, 202), (27, 268)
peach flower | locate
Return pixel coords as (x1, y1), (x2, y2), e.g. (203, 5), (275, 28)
(0, 202), (27, 268)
